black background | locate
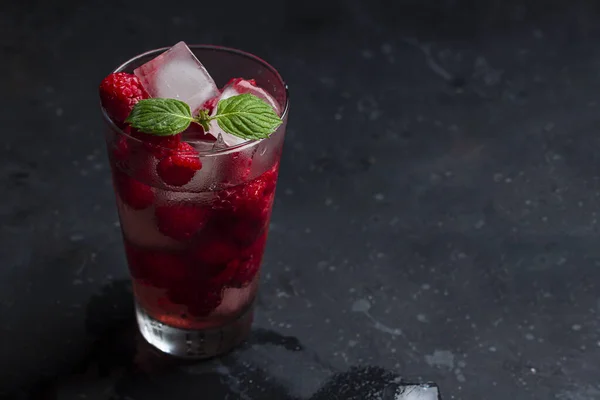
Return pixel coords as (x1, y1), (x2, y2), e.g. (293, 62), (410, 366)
(2, 0), (600, 399)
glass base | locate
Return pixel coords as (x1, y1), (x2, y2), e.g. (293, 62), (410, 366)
(135, 301), (254, 359)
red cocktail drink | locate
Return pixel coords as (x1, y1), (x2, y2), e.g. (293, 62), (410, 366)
(100, 43), (288, 358)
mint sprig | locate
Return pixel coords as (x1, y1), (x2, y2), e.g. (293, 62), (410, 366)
(126, 94), (282, 140)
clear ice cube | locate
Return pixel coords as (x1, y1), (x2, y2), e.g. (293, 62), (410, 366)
(394, 383), (441, 400)
(116, 197), (183, 250)
(208, 78), (282, 147)
(134, 41), (219, 113)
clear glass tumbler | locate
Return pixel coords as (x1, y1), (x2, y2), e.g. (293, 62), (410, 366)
(101, 45), (288, 358)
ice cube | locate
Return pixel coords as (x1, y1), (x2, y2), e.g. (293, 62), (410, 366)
(394, 383), (441, 400)
(208, 78), (282, 147)
(134, 41), (219, 113)
(214, 284), (257, 316)
(116, 198), (184, 250)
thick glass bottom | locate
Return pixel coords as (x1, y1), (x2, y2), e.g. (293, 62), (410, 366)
(135, 300), (254, 359)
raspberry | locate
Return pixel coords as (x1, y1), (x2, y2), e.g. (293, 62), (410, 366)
(230, 216), (269, 246)
(229, 234), (267, 288)
(113, 170), (154, 210)
(260, 164), (279, 197)
(211, 164), (278, 245)
(228, 257), (260, 288)
(242, 180), (273, 216)
(209, 206), (268, 247)
(99, 72), (149, 124)
(123, 241), (148, 282)
(189, 235), (240, 265)
(238, 163), (279, 206)
(125, 244), (189, 288)
(218, 166), (277, 218)
(155, 204), (209, 241)
(112, 136), (130, 163)
(143, 250), (189, 287)
(156, 142), (202, 186)
(186, 261), (238, 293)
(215, 179), (262, 214)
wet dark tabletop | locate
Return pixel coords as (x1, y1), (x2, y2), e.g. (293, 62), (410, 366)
(2, 0), (600, 399)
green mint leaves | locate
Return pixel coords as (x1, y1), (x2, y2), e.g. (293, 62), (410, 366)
(126, 94), (282, 140)
(212, 94), (283, 139)
(125, 98), (194, 136)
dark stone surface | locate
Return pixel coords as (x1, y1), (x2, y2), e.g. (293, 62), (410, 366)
(2, 0), (600, 398)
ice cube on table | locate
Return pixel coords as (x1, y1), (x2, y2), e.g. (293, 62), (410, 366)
(134, 41), (219, 114)
(394, 383), (441, 400)
(208, 78), (282, 147)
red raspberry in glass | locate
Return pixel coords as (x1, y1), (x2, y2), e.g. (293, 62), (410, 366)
(155, 204), (209, 241)
(211, 163), (279, 246)
(99, 72), (149, 124)
(112, 136), (130, 163)
(123, 241), (148, 282)
(259, 163), (279, 197)
(229, 234), (267, 288)
(238, 163), (279, 209)
(209, 206), (269, 247)
(124, 242), (189, 288)
(189, 234), (240, 265)
(156, 142), (202, 187)
(230, 216), (269, 247)
(113, 170), (154, 210)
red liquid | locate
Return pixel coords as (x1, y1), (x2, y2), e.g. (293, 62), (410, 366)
(110, 136), (280, 330)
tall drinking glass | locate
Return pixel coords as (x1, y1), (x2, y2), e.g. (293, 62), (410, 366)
(101, 45), (288, 358)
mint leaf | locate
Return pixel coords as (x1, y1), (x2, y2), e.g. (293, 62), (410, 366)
(210, 94), (282, 140)
(126, 98), (193, 136)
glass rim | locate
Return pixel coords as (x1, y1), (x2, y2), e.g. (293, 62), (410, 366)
(100, 44), (289, 156)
